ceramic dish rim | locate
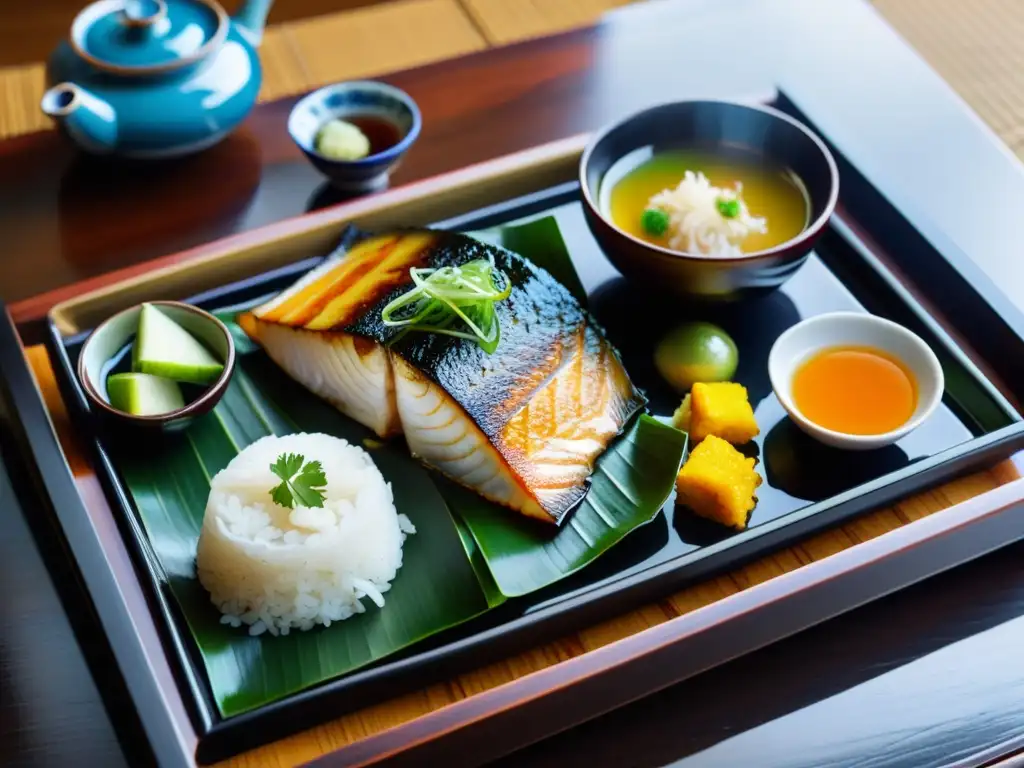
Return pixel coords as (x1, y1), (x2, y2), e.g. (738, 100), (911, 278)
(578, 98), (841, 264)
(287, 80), (424, 168)
(76, 299), (236, 424)
(767, 310), (946, 446)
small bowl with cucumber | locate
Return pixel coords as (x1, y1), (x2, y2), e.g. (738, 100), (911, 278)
(77, 301), (236, 431)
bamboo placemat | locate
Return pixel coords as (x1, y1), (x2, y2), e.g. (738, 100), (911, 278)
(0, 64), (49, 138)
(5, 0), (1024, 157)
(873, 0), (1024, 159)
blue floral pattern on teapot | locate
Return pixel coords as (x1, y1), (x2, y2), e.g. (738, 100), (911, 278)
(42, 0), (273, 158)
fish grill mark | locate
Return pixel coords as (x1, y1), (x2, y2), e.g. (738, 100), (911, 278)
(306, 232), (439, 331)
(261, 234), (402, 324)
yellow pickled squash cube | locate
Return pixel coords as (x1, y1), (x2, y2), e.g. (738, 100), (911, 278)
(672, 393), (692, 432)
(688, 382), (759, 444)
(675, 435), (762, 529)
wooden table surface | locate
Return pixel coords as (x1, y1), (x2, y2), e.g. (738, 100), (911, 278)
(4, 0), (1024, 766)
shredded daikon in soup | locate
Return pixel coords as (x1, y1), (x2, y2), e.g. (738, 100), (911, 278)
(647, 170), (768, 257)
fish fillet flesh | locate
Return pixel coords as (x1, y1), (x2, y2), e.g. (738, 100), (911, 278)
(239, 227), (646, 525)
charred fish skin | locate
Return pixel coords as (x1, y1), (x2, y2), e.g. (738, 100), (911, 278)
(240, 225), (647, 525)
(340, 229), (646, 524)
(340, 230), (627, 438)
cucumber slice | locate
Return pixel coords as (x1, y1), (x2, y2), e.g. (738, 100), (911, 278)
(107, 373), (185, 416)
(133, 303), (224, 385)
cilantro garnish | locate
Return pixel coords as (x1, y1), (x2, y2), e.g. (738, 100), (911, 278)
(269, 453), (328, 509)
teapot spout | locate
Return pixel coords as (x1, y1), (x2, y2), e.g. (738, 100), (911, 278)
(233, 0), (273, 46)
(41, 83), (117, 154)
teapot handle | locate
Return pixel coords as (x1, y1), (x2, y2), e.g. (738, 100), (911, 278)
(233, 0), (273, 46)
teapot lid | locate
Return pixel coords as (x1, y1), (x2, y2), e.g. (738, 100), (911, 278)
(70, 0), (227, 74)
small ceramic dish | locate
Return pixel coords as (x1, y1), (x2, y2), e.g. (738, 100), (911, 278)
(579, 99), (839, 301)
(768, 312), (944, 450)
(77, 300), (235, 431)
(288, 80), (422, 194)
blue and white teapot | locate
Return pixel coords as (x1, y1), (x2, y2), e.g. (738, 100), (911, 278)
(42, 0), (273, 158)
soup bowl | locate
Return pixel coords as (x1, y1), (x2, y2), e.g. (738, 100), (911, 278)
(579, 99), (839, 301)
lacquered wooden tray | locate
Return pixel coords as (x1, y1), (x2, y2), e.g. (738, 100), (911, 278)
(8, 96), (1024, 767)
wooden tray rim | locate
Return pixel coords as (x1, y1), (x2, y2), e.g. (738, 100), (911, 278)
(25, 133), (1024, 766)
(47, 133), (594, 337)
(323, 476), (1024, 767)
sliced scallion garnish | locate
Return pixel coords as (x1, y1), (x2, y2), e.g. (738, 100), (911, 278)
(380, 258), (512, 353)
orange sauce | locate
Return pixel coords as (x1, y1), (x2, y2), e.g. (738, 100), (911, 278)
(792, 346), (917, 435)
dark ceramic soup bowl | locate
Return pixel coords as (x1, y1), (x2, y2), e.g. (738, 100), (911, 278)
(580, 100), (839, 301)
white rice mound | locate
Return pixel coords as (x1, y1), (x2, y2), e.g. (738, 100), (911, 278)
(648, 170), (768, 257)
(196, 433), (415, 637)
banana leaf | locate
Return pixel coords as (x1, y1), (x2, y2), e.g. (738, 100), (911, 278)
(113, 359), (497, 717)
(441, 415), (686, 597)
(472, 214), (588, 303)
(456, 216), (687, 596)
(110, 214), (684, 718)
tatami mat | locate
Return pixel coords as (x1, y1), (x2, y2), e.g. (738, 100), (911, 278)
(459, 0), (632, 45)
(874, 0), (1024, 158)
(2, 0), (1024, 161)
(0, 64), (50, 139)
(283, 0), (485, 86)
(255, 32), (311, 104)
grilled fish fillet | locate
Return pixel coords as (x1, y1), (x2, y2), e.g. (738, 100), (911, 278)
(239, 227), (645, 524)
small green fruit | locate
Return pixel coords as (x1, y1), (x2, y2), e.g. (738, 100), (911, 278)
(654, 322), (738, 393)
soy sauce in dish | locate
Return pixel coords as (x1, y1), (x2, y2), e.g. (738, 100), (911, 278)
(345, 115), (402, 155)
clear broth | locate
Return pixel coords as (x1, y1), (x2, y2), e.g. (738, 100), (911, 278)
(608, 150), (809, 253)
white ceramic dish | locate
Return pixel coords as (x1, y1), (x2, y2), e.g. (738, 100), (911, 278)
(767, 312), (944, 450)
